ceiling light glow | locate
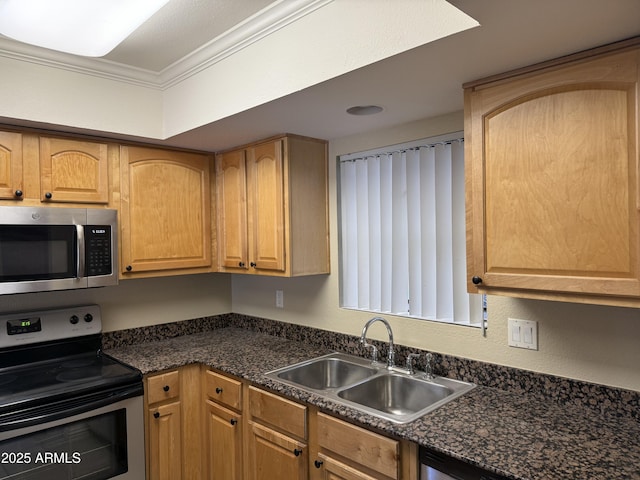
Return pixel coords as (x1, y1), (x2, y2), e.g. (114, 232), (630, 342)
(0, 0), (169, 57)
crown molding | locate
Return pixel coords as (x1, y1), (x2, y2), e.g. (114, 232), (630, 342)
(0, 0), (332, 90)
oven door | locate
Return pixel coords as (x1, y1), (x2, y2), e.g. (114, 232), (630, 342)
(0, 395), (144, 480)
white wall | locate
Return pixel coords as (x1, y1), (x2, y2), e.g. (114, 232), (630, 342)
(0, 273), (232, 333)
(0, 54), (164, 138)
(231, 111), (640, 392)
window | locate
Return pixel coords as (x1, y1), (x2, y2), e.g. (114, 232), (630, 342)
(338, 132), (482, 327)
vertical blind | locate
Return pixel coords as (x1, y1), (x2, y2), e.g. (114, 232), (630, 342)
(339, 134), (482, 326)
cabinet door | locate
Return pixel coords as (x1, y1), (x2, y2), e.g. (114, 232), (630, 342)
(466, 47), (640, 301)
(148, 400), (182, 480)
(317, 413), (399, 480)
(248, 421), (307, 480)
(120, 146), (211, 274)
(205, 400), (242, 480)
(315, 453), (379, 480)
(247, 140), (286, 272)
(39, 137), (109, 204)
(0, 131), (23, 200)
(215, 149), (248, 270)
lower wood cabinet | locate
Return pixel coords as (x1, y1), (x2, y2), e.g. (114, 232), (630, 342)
(315, 454), (380, 480)
(144, 364), (203, 480)
(247, 386), (308, 480)
(147, 400), (182, 480)
(203, 369), (243, 480)
(146, 366), (417, 480)
(313, 412), (406, 480)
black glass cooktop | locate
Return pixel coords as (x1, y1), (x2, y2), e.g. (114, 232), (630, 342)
(0, 351), (141, 414)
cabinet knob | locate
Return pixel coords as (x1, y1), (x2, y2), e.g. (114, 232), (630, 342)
(215, 387), (223, 394)
(153, 411), (160, 419)
(250, 262), (257, 268)
(163, 385), (170, 392)
(230, 418), (238, 426)
(45, 192), (52, 199)
(126, 265), (133, 272)
(14, 189), (23, 197)
(314, 460), (323, 468)
(472, 276), (483, 285)
(293, 449), (302, 457)
(239, 262), (245, 267)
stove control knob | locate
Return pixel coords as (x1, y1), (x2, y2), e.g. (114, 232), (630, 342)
(84, 313), (94, 323)
(70, 315), (79, 325)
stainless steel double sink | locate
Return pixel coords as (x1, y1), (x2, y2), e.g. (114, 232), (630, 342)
(265, 352), (475, 424)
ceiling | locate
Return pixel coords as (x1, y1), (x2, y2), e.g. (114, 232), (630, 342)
(1, 0), (640, 152)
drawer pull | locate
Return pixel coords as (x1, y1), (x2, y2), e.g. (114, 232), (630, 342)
(314, 460), (323, 468)
(215, 387), (223, 394)
(153, 411), (160, 419)
(230, 418), (238, 426)
(293, 449), (302, 457)
(163, 385), (170, 392)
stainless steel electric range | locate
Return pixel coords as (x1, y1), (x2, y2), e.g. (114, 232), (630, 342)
(0, 305), (144, 480)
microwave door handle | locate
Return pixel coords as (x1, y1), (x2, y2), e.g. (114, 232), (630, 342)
(76, 225), (86, 279)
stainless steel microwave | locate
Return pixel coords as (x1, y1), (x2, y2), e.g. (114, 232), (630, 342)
(0, 206), (118, 295)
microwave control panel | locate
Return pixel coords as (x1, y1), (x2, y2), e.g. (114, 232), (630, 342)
(85, 226), (112, 277)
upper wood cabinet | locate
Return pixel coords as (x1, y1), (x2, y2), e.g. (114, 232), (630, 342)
(120, 145), (212, 276)
(0, 132), (113, 205)
(464, 39), (640, 306)
(0, 131), (23, 200)
(215, 135), (329, 277)
(39, 137), (110, 204)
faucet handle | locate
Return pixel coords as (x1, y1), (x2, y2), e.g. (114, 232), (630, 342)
(405, 353), (421, 374)
(423, 352), (435, 380)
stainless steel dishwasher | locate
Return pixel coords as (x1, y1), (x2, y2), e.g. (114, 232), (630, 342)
(420, 446), (510, 480)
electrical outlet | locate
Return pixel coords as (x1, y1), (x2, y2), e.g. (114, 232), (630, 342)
(275, 290), (284, 308)
(507, 318), (538, 350)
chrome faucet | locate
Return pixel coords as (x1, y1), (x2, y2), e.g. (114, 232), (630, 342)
(360, 317), (395, 369)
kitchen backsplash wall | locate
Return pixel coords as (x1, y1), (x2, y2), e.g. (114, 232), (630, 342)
(102, 312), (640, 423)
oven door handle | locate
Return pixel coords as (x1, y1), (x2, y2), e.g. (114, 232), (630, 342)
(0, 383), (142, 433)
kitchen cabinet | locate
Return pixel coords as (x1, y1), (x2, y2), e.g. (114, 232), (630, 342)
(0, 132), (113, 205)
(313, 413), (403, 480)
(247, 386), (308, 480)
(215, 134), (329, 276)
(144, 365), (203, 480)
(145, 369), (182, 480)
(39, 136), (110, 204)
(203, 369), (243, 480)
(464, 39), (640, 306)
(0, 131), (23, 201)
(120, 145), (213, 277)
(143, 366), (416, 480)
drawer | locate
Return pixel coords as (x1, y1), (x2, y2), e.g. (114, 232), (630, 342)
(146, 369), (180, 404)
(205, 369), (242, 410)
(248, 386), (307, 440)
(317, 412), (399, 479)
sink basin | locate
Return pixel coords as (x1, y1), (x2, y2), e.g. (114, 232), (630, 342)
(273, 354), (377, 390)
(338, 374), (452, 415)
(266, 353), (475, 424)
(337, 373), (473, 422)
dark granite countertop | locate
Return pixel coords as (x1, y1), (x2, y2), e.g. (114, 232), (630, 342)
(105, 327), (640, 480)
